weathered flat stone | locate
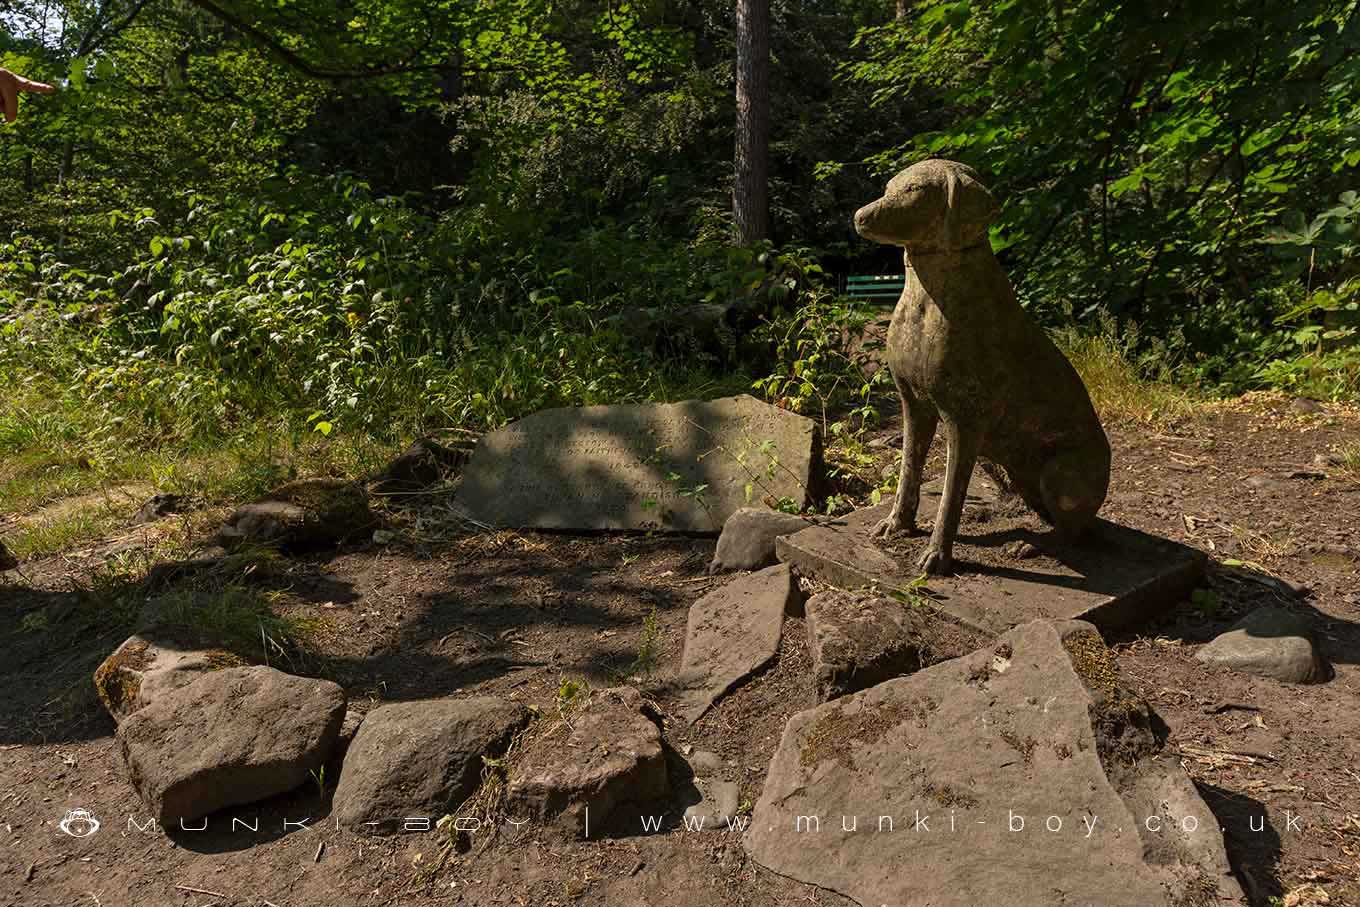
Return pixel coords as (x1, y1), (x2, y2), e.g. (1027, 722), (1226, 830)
(94, 633), (246, 723)
(776, 488), (1204, 635)
(745, 619), (1243, 907)
(333, 697), (531, 834)
(708, 507), (814, 573)
(1196, 606), (1328, 683)
(373, 437), (472, 493)
(805, 590), (983, 702)
(675, 564), (801, 723)
(455, 395), (821, 533)
(219, 478), (373, 550)
(504, 687), (667, 839)
(117, 666), (346, 824)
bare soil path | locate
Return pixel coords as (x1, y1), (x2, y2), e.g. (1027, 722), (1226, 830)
(1, 394), (1357, 907)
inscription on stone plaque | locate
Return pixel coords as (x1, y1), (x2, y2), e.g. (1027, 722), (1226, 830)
(454, 395), (820, 532)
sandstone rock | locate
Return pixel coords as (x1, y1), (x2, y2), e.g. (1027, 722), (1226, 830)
(505, 687), (667, 838)
(681, 779), (740, 832)
(117, 666), (346, 824)
(1289, 397), (1324, 415)
(687, 749), (724, 776)
(320, 707), (367, 785)
(218, 478), (372, 550)
(675, 564), (801, 723)
(1196, 606), (1328, 683)
(131, 493), (184, 525)
(94, 633), (246, 723)
(708, 507), (811, 574)
(804, 590), (983, 702)
(373, 438), (471, 493)
(332, 697), (531, 835)
(455, 395), (821, 533)
(745, 619), (1243, 907)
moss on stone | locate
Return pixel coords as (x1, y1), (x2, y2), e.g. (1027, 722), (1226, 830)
(93, 638), (151, 715)
(800, 699), (912, 771)
(921, 781), (979, 809)
(1061, 627), (1159, 766)
(204, 649), (248, 670)
(1062, 629), (1136, 712)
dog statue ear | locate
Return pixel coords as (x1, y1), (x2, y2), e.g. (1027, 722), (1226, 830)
(943, 169), (1000, 249)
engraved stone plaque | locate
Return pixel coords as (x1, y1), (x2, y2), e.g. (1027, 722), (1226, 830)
(454, 395), (820, 532)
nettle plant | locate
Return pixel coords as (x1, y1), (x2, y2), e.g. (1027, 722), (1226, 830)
(1258, 190), (1360, 399)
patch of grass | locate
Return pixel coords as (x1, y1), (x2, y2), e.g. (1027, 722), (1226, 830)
(1339, 441), (1360, 479)
(5, 503), (127, 559)
(143, 585), (317, 665)
(555, 676), (591, 717)
(1055, 312), (1198, 426)
(628, 607), (662, 677)
(0, 384), (399, 570)
(1190, 587), (1222, 619)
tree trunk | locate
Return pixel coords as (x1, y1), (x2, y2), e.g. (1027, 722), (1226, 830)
(733, 0), (770, 245)
(896, 0), (908, 19)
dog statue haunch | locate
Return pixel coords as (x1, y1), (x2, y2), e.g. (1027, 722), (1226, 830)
(854, 159), (1111, 576)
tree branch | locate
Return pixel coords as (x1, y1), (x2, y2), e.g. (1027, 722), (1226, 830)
(183, 0), (459, 81)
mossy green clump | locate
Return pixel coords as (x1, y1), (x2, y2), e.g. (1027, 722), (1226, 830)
(800, 699), (911, 771)
(93, 638), (152, 715)
(921, 781), (979, 809)
(204, 649), (249, 670)
(999, 727), (1037, 765)
(1061, 628), (1159, 766)
(1061, 629), (1137, 713)
(268, 478), (371, 525)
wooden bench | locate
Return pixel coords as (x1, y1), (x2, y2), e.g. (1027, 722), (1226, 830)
(844, 274), (905, 305)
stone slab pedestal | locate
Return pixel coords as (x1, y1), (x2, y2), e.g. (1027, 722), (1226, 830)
(775, 488), (1204, 636)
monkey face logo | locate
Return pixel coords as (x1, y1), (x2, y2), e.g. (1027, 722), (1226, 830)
(58, 809), (100, 838)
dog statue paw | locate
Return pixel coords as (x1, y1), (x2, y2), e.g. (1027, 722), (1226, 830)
(916, 546), (952, 576)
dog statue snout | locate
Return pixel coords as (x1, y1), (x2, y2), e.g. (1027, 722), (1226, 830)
(853, 196), (896, 244)
(852, 200), (874, 235)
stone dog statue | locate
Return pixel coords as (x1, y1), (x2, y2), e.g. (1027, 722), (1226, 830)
(854, 159), (1110, 575)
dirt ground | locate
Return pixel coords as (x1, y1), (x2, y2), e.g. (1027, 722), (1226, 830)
(1, 393), (1358, 907)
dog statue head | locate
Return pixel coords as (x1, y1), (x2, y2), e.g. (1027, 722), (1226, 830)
(854, 159), (999, 252)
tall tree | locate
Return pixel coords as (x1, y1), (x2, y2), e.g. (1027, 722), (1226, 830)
(733, 0), (769, 244)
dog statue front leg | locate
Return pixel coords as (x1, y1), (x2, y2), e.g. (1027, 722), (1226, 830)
(874, 386), (937, 538)
(917, 422), (976, 575)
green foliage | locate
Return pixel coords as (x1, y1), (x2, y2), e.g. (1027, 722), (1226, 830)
(1190, 587), (1222, 619)
(0, 177), (761, 442)
(3, 0), (1360, 494)
(1254, 191), (1360, 398)
(842, 0), (1360, 393)
(628, 607), (662, 677)
(755, 281), (890, 425)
